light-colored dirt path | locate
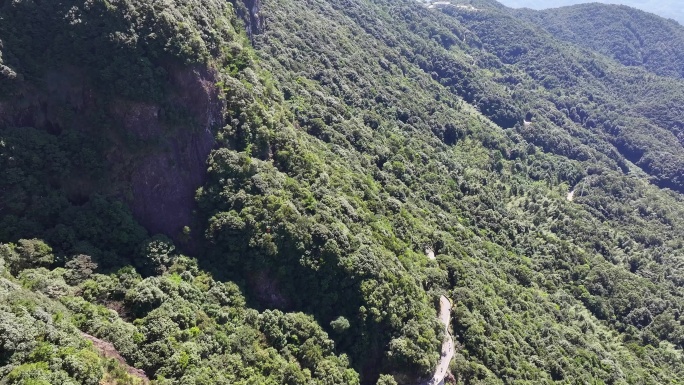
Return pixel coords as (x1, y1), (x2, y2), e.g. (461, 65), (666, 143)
(426, 247), (436, 260)
(81, 332), (149, 384)
(422, 296), (454, 385)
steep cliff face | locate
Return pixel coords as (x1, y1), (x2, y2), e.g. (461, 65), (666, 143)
(0, 0), (243, 252)
(234, 0), (266, 40)
(111, 66), (222, 240)
(0, 63), (223, 244)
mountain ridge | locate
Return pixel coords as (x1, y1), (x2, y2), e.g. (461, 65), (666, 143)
(514, 2), (684, 79)
(497, 0), (684, 25)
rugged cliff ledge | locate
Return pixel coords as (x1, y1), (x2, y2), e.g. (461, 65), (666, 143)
(0, 64), (222, 243)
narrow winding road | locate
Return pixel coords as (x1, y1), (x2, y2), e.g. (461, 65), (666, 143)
(423, 295), (454, 385)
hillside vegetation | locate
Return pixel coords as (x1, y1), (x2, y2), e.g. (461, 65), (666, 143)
(516, 3), (684, 79)
(498, 0), (684, 25)
(1, 0), (684, 384)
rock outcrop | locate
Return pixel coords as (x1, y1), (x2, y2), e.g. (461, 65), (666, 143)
(0, 64), (224, 244)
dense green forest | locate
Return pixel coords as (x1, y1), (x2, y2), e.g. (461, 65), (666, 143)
(1, 0), (684, 384)
(515, 3), (684, 79)
(497, 0), (684, 25)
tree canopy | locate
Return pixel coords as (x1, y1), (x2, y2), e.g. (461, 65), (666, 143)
(1, 0), (684, 384)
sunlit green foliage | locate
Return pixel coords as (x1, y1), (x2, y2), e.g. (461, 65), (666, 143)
(1, 0), (684, 383)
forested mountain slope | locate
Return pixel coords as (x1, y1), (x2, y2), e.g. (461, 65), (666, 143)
(497, 0), (684, 25)
(450, 0), (684, 192)
(1, 0), (684, 384)
(516, 3), (684, 79)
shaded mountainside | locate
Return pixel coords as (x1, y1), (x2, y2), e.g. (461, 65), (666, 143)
(0, 0), (233, 256)
(2, 0), (684, 384)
